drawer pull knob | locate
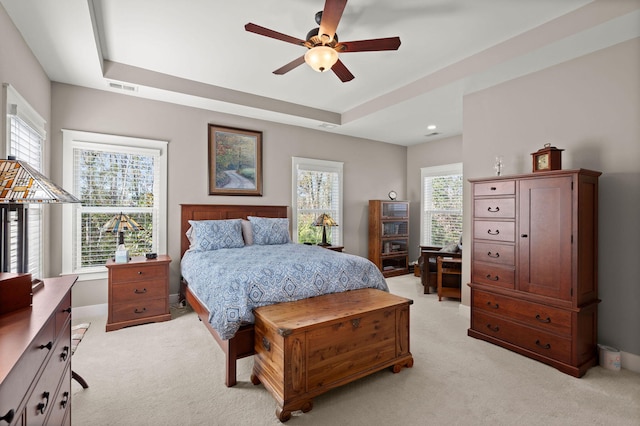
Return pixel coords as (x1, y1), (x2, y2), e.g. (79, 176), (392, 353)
(61, 346), (70, 361)
(138, 271), (143, 275)
(63, 307), (72, 313)
(535, 340), (551, 350)
(134, 288), (147, 294)
(490, 186), (497, 191)
(134, 307), (147, 314)
(37, 392), (50, 414)
(0, 409), (15, 423)
(262, 336), (271, 352)
(487, 206), (500, 213)
(352, 318), (361, 329)
(39, 341), (53, 351)
(535, 314), (551, 324)
(487, 252), (500, 258)
(485, 274), (499, 281)
(487, 229), (500, 235)
(60, 392), (69, 409)
(486, 324), (500, 332)
(521, 234), (528, 238)
(486, 302), (499, 309)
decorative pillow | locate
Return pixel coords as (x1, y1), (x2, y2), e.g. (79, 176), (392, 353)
(440, 241), (459, 253)
(241, 219), (253, 246)
(248, 216), (290, 245)
(187, 219), (244, 251)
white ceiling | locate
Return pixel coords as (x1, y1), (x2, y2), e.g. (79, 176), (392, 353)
(2, 0), (639, 145)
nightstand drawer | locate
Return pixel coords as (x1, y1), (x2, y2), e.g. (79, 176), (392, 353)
(112, 281), (167, 303)
(111, 298), (168, 323)
(110, 263), (166, 283)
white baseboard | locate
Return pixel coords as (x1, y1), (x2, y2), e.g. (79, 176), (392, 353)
(621, 350), (640, 373)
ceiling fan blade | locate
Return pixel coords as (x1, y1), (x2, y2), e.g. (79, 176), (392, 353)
(245, 23), (306, 46)
(337, 37), (401, 52)
(331, 59), (355, 82)
(273, 56), (306, 75)
(319, 0), (348, 42)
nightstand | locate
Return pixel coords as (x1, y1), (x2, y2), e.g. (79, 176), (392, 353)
(321, 245), (344, 252)
(105, 255), (171, 332)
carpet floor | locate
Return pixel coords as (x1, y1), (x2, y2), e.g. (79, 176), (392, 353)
(71, 274), (640, 425)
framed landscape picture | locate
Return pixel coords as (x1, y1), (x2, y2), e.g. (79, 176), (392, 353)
(208, 124), (262, 196)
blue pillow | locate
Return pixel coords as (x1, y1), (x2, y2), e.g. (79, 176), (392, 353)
(248, 216), (291, 245)
(187, 219), (244, 251)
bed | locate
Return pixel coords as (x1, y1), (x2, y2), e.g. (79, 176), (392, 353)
(179, 204), (388, 387)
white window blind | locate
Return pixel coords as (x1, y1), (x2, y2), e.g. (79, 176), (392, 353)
(4, 84), (46, 278)
(292, 157), (343, 245)
(421, 163), (463, 247)
(62, 130), (167, 279)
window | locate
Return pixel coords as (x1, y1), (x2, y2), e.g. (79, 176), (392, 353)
(3, 84), (46, 278)
(62, 130), (167, 279)
(421, 163), (463, 246)
(292, 157), (343, 246)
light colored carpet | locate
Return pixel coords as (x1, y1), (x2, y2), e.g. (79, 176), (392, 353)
(71, 275), (640, 425)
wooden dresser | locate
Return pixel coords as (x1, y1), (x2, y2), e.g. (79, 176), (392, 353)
(0, 275), (77, 426)
(251, 288), (413, 422)
(468, 170), (600, 377)
(106, 255), (171, 332)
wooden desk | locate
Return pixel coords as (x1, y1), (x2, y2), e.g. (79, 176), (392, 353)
(436, 257), (462, 301)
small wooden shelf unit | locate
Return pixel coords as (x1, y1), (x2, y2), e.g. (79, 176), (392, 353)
(368, 200), (410, 277)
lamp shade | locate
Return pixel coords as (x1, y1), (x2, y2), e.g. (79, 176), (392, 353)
(0, 158), (80, 203)
(304, 46), (339, 72)
(312, 213), (338, 227)
(102, 213), (143, 234)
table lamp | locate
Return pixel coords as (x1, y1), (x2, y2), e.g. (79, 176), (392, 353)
(102, 213), (143, 263)
(312, 213), (338, 247)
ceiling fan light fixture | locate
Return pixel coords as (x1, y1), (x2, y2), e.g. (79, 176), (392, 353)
(304, 46), (339, 72)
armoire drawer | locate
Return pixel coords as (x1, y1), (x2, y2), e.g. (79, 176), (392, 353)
(473, 221), (515, 242)
(474, 180), (515, 196)
(472, 289), (571, 336)
(472, 262), (515, 289)
(472, 311), (572, 364)
(474, 198), (515, 219)
(473, 242), (515, 266)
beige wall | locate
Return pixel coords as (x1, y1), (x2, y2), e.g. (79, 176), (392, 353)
(49, 83), (407, 307)
(0, 4), (52, 273)
(462, 37), (640, 355)
(406, 135), (463, 263)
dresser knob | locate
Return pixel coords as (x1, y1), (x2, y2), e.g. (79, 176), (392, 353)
(535, 314), (551, 324)
(487, 206), (500, 213)
(487, 252), (500, 258)
(485, 274), (500, 282)
(60, 392), (69, 409)
(37, 392), (50, 414)
(487, 229), (500, 235)
(137, 271), (143, 275)
(0, 409), (15, 424)
(63, 307), (72, 313)
(134, 307), (147, 314)
(521, 234), (528, 238)
(535, 340), (551, 350)
(486, 302), (499, 309)
(61, 346), (70, 361)
(39, 341), (53, 351)
(134, 288), (147, 294)
(486, 324), (500, 332)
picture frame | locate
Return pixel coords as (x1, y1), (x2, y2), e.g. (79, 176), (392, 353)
(208, 124), (262, 196)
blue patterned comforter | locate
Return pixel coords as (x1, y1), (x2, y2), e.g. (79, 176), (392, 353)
(181, 243), (388, 339)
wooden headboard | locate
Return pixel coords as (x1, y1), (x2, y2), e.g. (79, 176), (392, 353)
(180, 204), (289, 258)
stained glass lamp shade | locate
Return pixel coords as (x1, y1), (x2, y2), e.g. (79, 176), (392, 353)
(102, 213), (143, 246)
(312, 213), (338, 246)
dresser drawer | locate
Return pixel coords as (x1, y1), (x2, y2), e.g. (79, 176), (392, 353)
(111, 280), (167, 304)
(473, 220), (515, 242)
(473, 289), (571, 336)
(54, 291), (72, 338)
(472, 311), (571, 364)
(45, 365), (71, 426)
(472, 262), (515, 289)
(24, 324), (71, 426)
(110, 263), (166, 283)
(474, 198), (515, 219)
(474, 180), (515, 196)
(111, 298), (168, 323)
(473, 242), (514, 266)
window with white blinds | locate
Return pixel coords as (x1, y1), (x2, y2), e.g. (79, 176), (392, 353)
(61, 130), (167, 278)
(292, 157), (343, 245)
(421, 163), (463, 247)
(4, 84), (46, 278)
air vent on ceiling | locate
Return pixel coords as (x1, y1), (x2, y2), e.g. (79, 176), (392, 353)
(108, 81), (138, 92)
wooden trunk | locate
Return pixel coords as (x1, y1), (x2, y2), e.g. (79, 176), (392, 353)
(251, 288), (413, 422)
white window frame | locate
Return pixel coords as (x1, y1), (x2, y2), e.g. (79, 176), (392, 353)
(2, 83), (47, 278)
(420, 163), (463, 246)
(291, 157), (343, 245)
(61, 130), (168, 280)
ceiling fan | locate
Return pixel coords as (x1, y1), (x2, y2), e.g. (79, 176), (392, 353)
(245, 0), (401, 82)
